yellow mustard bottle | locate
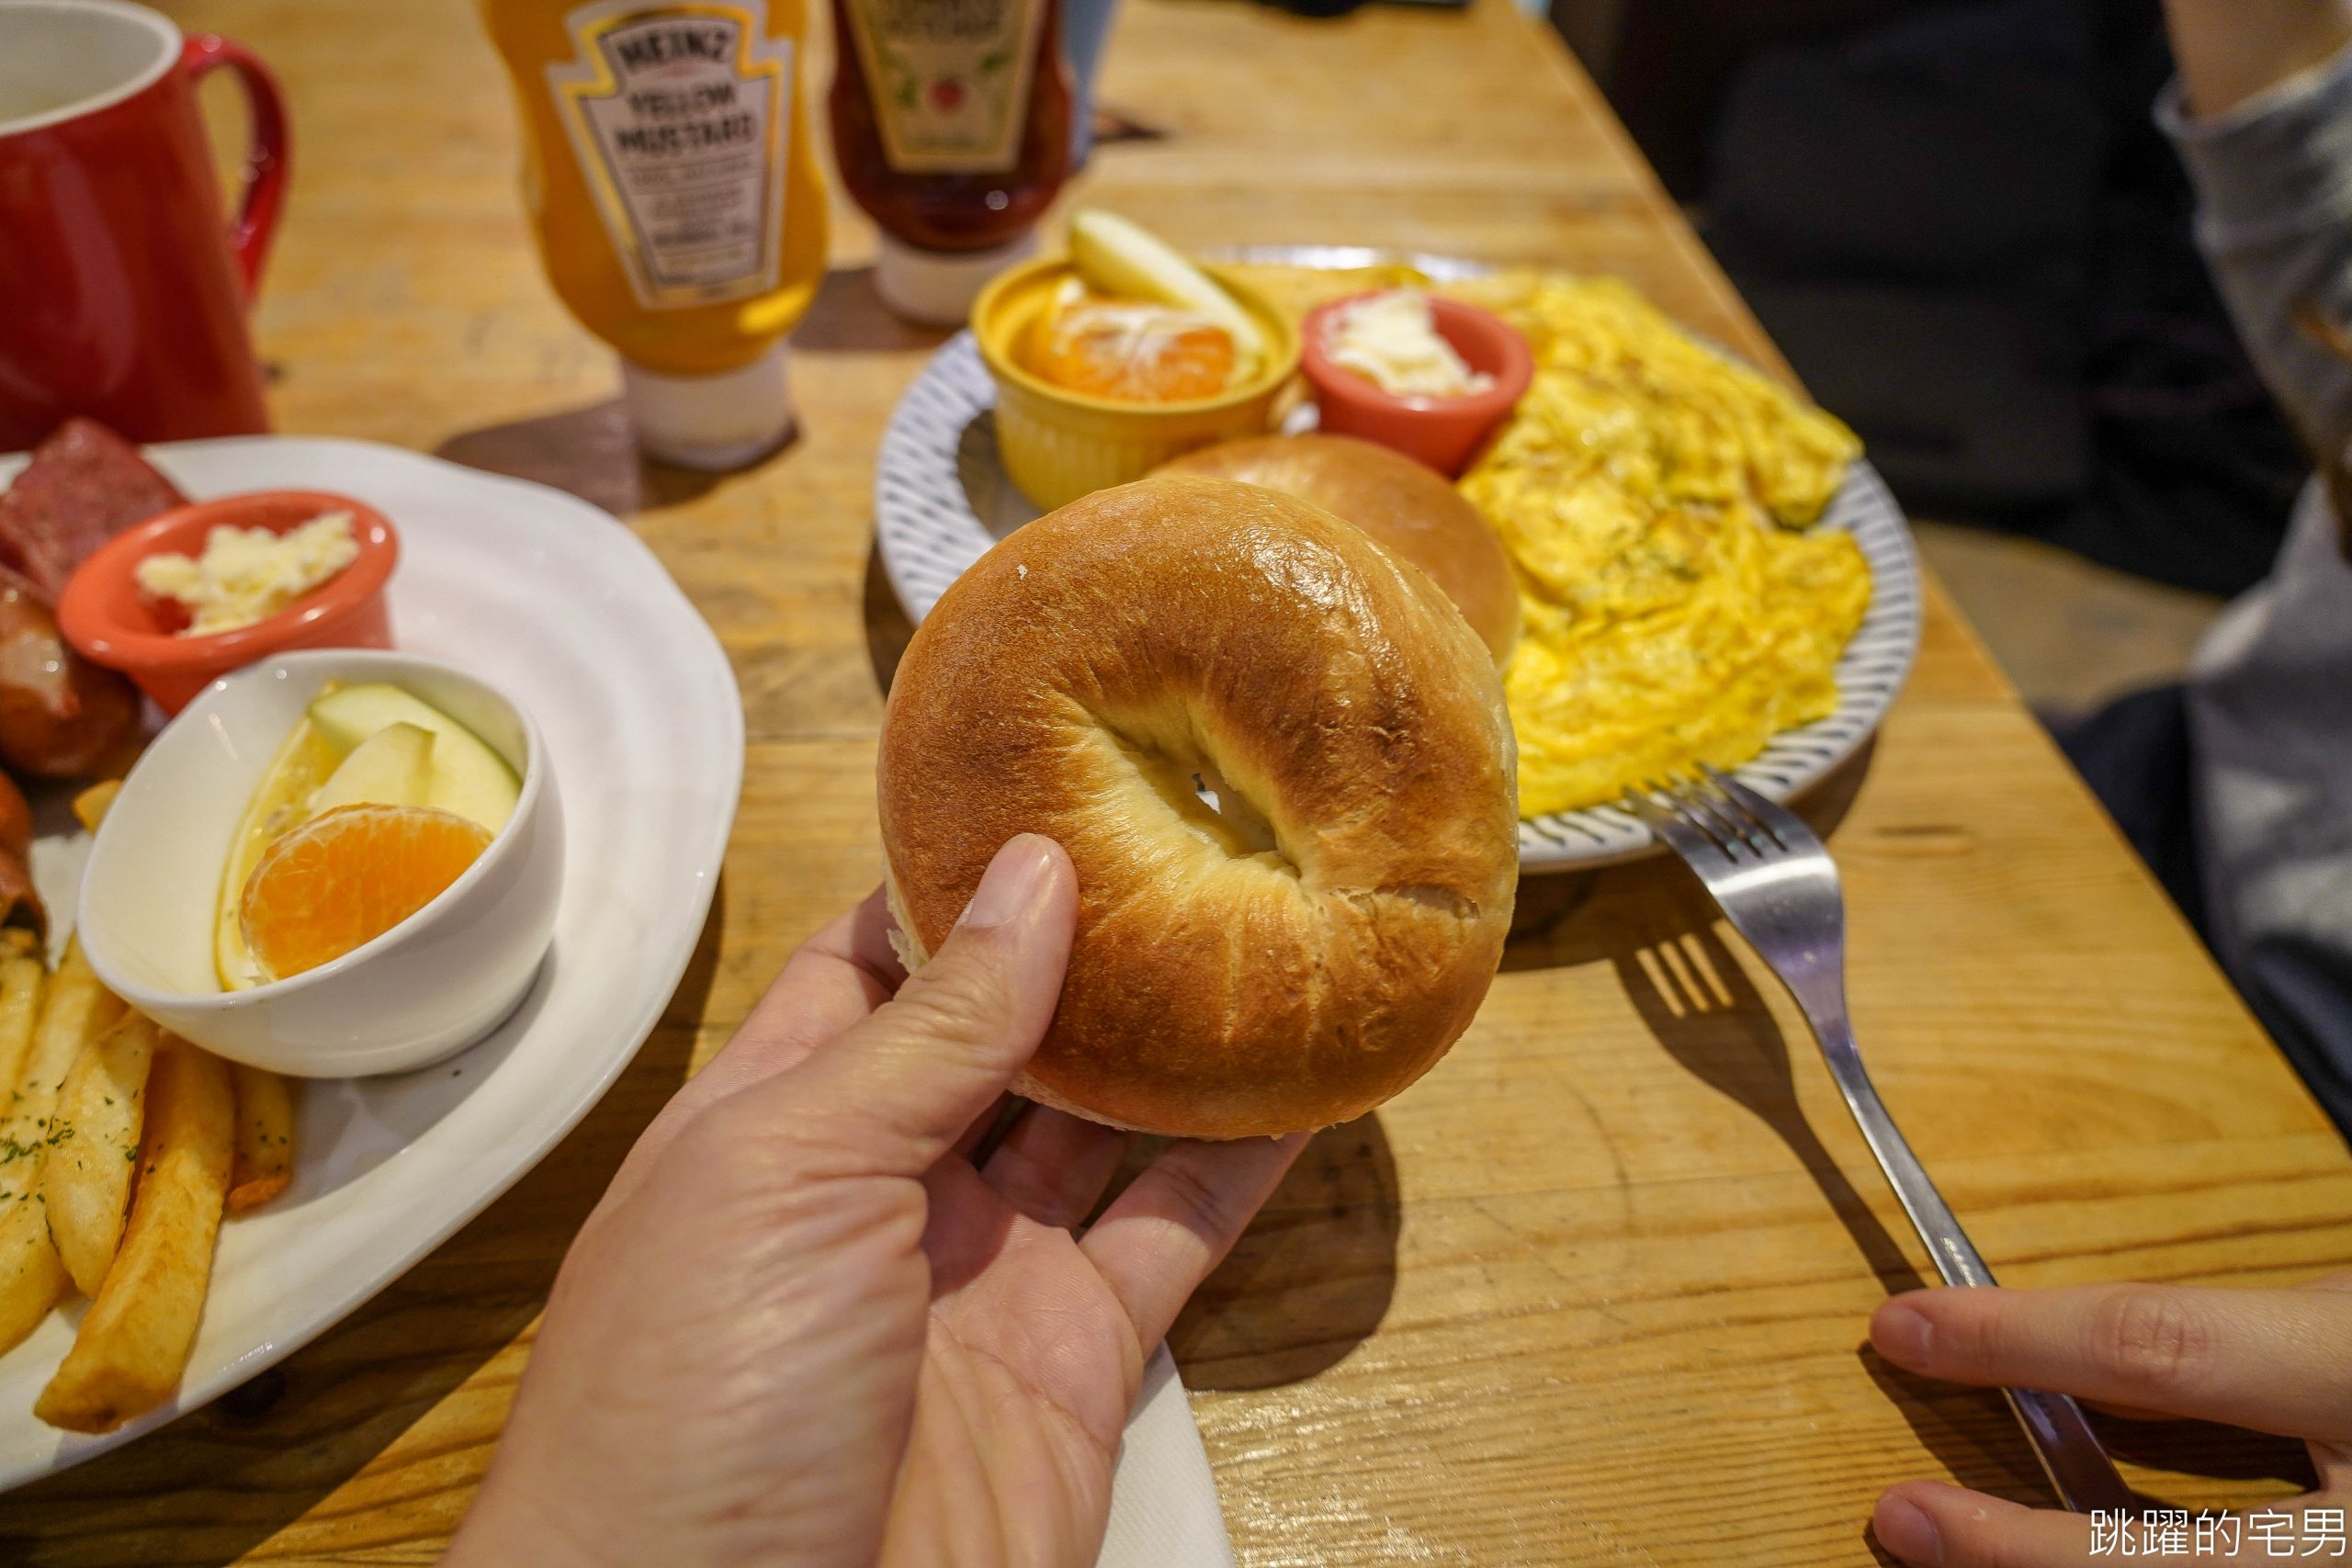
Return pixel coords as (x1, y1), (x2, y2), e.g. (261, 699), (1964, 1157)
(481, 0), (829, 468)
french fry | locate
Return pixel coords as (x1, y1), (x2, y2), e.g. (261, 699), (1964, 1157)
(0, 1210), (64, 1358)
(70, 780), (121, 834)
(226, 1064), (293, 1213)
(18, 939), (126, 1142)
(34, 1040), (232, 1434)
(0, 929), (45, 1107)
(0, 939), (125, 1352)
(0, 930), (53, 1350)
(44, 1013), (159, 1295)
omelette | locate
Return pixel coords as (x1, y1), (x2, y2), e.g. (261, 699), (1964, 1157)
(1449, 274), (1871, 818)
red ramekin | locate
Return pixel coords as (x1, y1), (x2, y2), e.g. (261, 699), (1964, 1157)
(1299, 292), (1535, 477)
(58, 490), (399, 715)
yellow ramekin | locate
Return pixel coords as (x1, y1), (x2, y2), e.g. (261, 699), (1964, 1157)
(972, 256), (1304, 511)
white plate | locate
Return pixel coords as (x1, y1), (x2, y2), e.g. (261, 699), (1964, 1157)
(871, 264), (1923, 871)
(0, 435), (742, 1488)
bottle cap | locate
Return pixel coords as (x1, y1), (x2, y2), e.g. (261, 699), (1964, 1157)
(875, 230), (1042, 328)
(619, 343), (795, 470)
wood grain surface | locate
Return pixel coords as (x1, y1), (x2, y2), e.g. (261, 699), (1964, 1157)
(4, 0), (2347, 1562)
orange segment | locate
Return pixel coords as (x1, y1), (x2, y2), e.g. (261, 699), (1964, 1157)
(237, 804), (493, 981)
(1029, 300), (1237, 402)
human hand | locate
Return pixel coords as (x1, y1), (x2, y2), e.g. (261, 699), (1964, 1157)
(1869, 1273), (2352, 1564)
(447, 835), (1308, 1568)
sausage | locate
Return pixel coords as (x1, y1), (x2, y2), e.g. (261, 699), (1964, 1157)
(0, 771), (40, 936)
(0, 418), (183, 778)
(0, 419), (187, 600)
(0, 589), (141, 780)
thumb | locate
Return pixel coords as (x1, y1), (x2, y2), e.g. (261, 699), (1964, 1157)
(766, 834), (1077, 1173)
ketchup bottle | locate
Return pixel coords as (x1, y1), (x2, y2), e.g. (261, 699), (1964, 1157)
(830, 0), (1074, 326)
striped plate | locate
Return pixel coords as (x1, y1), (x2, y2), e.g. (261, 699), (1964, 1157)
(874, 294), (1920, 872)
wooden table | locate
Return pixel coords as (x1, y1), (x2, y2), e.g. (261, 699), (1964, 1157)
(9, 0), (2352, 1562)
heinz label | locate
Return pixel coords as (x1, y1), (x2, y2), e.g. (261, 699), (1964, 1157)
(842, 0), (1045, 175)
(548, 0), (792, 307)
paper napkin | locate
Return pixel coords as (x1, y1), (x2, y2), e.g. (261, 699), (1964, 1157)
(1096, 1344), (1238, 1568)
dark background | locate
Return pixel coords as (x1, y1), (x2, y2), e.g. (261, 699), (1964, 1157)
(1550, 0), (2309, 600)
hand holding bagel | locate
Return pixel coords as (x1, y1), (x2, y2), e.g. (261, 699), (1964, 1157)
(458, 468), (1525, 1562)
(449, 839), (1308, 1568)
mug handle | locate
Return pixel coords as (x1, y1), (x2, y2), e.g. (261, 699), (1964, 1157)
(180, 35), (290, 301)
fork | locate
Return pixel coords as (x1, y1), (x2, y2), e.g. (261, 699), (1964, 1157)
(1625, 766), (2134, 1514)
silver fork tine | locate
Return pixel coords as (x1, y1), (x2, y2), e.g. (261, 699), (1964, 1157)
(1625, 780), (1738, 863)
(1700, 763), (1801, 853)
(1682, 773), (1774, 858)
(1630, 768), (2134, 1515)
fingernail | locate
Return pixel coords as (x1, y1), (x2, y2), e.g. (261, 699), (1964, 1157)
(1873, 1494), (1942, 1566)
(1873, 1301), (1934, 1368)
(960, 836), (1055, 931)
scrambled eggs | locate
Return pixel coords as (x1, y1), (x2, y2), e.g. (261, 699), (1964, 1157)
(1453, 275), (1871, 817)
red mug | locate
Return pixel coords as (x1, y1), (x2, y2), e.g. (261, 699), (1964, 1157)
(0, 0), (289, 453)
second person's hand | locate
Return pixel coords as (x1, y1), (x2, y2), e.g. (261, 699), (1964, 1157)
(1869, 1273), (2352, 1565)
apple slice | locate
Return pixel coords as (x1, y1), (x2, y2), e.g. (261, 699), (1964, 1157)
(308, 722), (434, 815)
(1068, 209), (1265, 378)
(216, 716), (340, 990)
(307, 685), (522, 835)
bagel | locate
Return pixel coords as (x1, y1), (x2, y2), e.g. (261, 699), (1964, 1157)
(1156, 433), (1521, 663)
(878, 475), (1519, 1139)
